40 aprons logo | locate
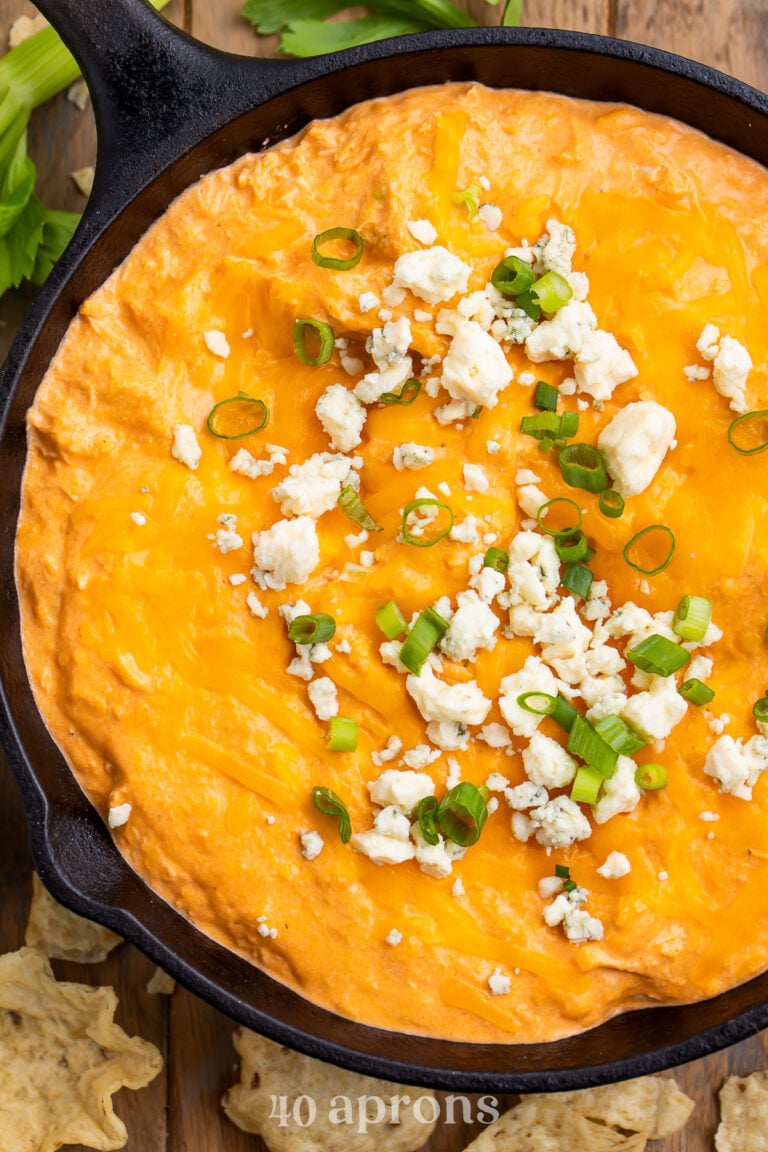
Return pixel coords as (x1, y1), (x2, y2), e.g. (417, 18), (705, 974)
(269, 1092), (501, 1133)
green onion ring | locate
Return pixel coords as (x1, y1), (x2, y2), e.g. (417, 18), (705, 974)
(622, 524), (676, 576)
(311, 226), (364, 271)
(338, 485), (382, 533)
(312, 785), (352, 842)
(727, 409), (768, 456)
(417, 796), (441, 846)
(375, 601), (407, 640)
(483, 546), (509, 573)
(516, 691), (558, 716)
(536, 497), (582, 538)
(570, 764), (603, 805)
(531, 269), (573, 314)
(679, 679), (715, 707)
(326, 717), (358, 754)
(634, 763), (668, 791)
(402, 498), (454, 548)
(558, 443), (609, 493)
(288, 613), (336, 645)
(293, 318), (334, 366)
(753, 697), (768, 723)
(555, 530), (590, 563)
(438, 782), (488, 847)
(599, 489), (625, 518)
(206, 391), (268, 439)
(380, 378), (421, 406)
(490, 254), (535, 298)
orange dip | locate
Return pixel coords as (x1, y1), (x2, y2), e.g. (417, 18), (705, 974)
(16, 83), (768, 1043)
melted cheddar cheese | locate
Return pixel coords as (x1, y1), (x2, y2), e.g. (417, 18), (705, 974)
(16, 84), (768, 1043)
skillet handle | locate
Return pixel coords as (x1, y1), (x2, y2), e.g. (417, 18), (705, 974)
(33, 0), (296, 205)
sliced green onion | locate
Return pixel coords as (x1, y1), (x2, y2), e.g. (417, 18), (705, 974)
(626, 634), (691, 677)
(516, 289), (542, 321)
(531, 269), (573, 314)
(558, 443), (609, 493)
(380, 377), (421, 406)
(634, 763), (668, 791)
(453, 180), (482, 219)
(206, 392), (268, 439)
(672, 595), (712, 642)
(311, 226), (364, 270)
(560, 412), (579, 438)
(517, 692), (558, 716)
(570, 764), (603, 804)
(563, 878), (578, 893)
(375, 600), (407, 640)
(399, 608), (450, 676)
(293, 318), (334, 366)
(536, 497), (582, 538)
(599, 489), (625, 519)
(622, 524), (675, 576)
(312, 786), (352, 842)
(555, 530), (590, 563)
(753, 697), (768, 723)
(288, 613), (336, 645)
(567, 715), (618, 779)
(679, 679), (715, 706)
(521, 412), (578, 442)
(338, 485), (382, 533)
(490, 254), (536, 298)
(402, 498), (454, 548)
(552, 694), (579, 733)
(727, 409), (768, 456)
(417, 796), (440, 846)
(593, 715), (646, 756)
(534, 381), (558, 411)
(538, 435), (556, 453)
(483, 547), (509, 573)
(326, 717), (358, 753)
(438, 782), (488, 847)
(554, 864), (571, 880)
(561, 561), (593, 599)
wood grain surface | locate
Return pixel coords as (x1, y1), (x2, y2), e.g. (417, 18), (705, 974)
(1, 2), (767, 1150)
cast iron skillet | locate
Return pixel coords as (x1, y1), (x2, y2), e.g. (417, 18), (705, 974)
(2, 0), (768, 1094)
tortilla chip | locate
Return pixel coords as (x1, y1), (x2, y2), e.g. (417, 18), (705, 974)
(71, 166), (95, 198)
(25, 873), (122, 963)
(222, 1028), (437, 1151)
(146, 966), (175, 996)
(0, 946), (162, 1152)
(462, 1098), (648, 1152)
(534, 1074), (695, 1138)
(716, 1071), (768, 1152)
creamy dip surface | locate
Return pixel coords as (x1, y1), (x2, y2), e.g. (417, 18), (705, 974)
(16, 83), (768, 1043)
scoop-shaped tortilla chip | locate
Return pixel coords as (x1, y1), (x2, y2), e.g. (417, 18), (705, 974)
(716, 1071), (768, 1152)
(0, 947), (162, 1152)
(25, 874), (122, 963)
(531, 1075), (694, 1139)
(461, 1098), (649, 1152)
(222, 1028), (437, 1152)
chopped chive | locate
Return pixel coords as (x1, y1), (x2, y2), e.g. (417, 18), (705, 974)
(567, 715), (618, 779)
(753, 697), (768, 723)
(375, 600), (407, 640)
(312, 785), (352, 842)
(534, 381), (558, 411)
(402, 497), (454, 548)
(338, 485), (382, 532)
(438, 782), (488, 847)
(517, 691), (558, 716)
(727, 409), (768, 455)
(555, 530), (591, 563)
(554, 864), (571, 880)
(288, 613), (336, 644)
(399, 608), (450, 675)
(634, 763), (668, 791)
(417, 795), (440, 846)
(380, 378), (421, 406)
(563, 878), (578, 893)
(483, 546), (509, 573)
(490, 254), (536, 298)
(672, 595), (712, 643)
(531, 269), (573, 314)
(326, 716), (358, 753)
(293, 318), (334, 366)
(570, 764), (603, 805)
(679, 678), (715, 706)
(623, 524), (675, 576)
(626, 634), (691, 677)
(311, 226), (364, 270)
(206, 391), (268, 439)
(558, 442), (609, 493)
(561, 561), (593, 599)
(536, 497), (582, 538)
(599, 489), (625, 518)
(593, 714), (646, 756)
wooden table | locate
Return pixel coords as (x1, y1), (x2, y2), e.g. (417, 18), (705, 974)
(1, 2), (767, 1149)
